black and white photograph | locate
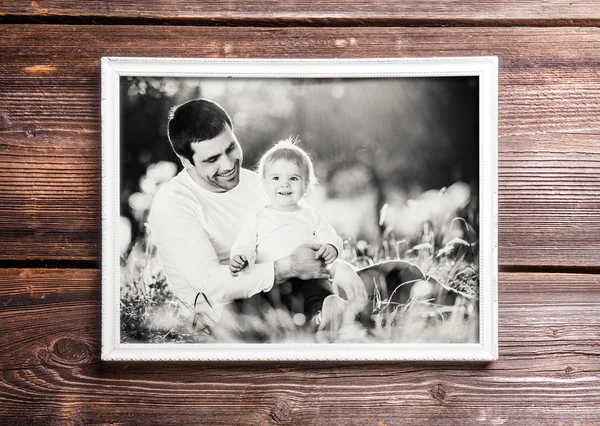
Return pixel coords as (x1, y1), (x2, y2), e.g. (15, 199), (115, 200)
(102, 58), (498, 361)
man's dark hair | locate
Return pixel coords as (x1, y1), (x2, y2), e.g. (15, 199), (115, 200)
(167, 98), (233, 165)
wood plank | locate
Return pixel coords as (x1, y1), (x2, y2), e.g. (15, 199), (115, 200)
(499, 133), (600, 268)
(1, 269), (599, 423)
(1, 0), (600, 24)
(1, 26), (600, 266)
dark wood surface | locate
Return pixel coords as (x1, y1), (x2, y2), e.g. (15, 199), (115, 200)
(1, 269), (599, 423)
(0, 7), (599, 425)
(1, 26), (599, 267)
(2, 1), (600, 25)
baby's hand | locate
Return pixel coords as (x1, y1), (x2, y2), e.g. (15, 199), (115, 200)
(229, 254), (249, 276)
(315, 244), (338, 264)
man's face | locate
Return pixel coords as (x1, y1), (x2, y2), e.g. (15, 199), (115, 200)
(263, 159), (306, 210)
(188, 126), (243, 193)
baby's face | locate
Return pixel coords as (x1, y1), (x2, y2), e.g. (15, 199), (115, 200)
(263, 159), (306, 210)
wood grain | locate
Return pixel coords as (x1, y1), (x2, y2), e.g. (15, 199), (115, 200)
(1, 269), (599, 423)
(1, 26), (599, 267)
(1, 1), (600, 25)
(0, 2), (598, 425)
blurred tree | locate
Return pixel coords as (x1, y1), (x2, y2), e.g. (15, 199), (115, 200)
(119, 77), (195, 243)
(289, 77), (479, 241)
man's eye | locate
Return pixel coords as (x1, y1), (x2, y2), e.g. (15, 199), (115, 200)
(206, 158), (217, 164)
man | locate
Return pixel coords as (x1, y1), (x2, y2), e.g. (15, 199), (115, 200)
(149, 99), (372, 328)
(149, 98), (425, 333)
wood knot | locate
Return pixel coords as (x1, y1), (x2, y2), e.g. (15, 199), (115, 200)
(564, 366), (575, 375)
(549, 327), (562, 337)
(37, 348), (50, 363)
(52, 337), (90, 365)
(270, 399), (292, 424)
(429, 384), (447, 403)
(0, 112), (10, 130)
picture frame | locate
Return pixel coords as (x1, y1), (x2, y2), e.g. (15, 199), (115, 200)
(101, 57), (498, 361)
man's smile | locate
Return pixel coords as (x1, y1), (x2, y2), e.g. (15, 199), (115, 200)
(216, 164), (238, 179)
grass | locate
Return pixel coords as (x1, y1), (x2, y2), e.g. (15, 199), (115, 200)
(120, 215), (480, 344)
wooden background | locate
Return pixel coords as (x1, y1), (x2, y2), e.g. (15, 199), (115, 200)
(1, 1), (600, 424)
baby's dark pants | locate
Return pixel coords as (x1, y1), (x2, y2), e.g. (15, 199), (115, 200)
(234, 278), (333, 321)
(269, 278), (333, 320)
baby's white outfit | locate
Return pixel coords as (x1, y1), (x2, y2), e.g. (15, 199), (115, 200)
(230, 205), (343, 265)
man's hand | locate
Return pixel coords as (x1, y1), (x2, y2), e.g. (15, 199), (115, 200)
(330, 260), (368, 305)
(315, 243), (338, 264)
(274, 242), (329, 284)
(229, 254), (248, 277)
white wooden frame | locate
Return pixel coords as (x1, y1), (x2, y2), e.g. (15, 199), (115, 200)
(101, 57), (498, 361)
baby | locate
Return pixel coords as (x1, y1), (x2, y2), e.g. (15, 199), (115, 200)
(229, 138), (346, 331)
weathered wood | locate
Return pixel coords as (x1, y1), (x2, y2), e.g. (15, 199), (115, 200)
(0, 3), (598, 425)
(499, 133), (600, 268)
(1, 0), (600, 25)
(0, 269), (599, 424)
(1, 26), (599, 267)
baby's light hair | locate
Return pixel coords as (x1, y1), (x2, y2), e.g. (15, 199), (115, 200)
(257, 137), (318, 192)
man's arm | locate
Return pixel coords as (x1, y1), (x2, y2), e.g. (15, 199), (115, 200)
(149, 196), (275, 307)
